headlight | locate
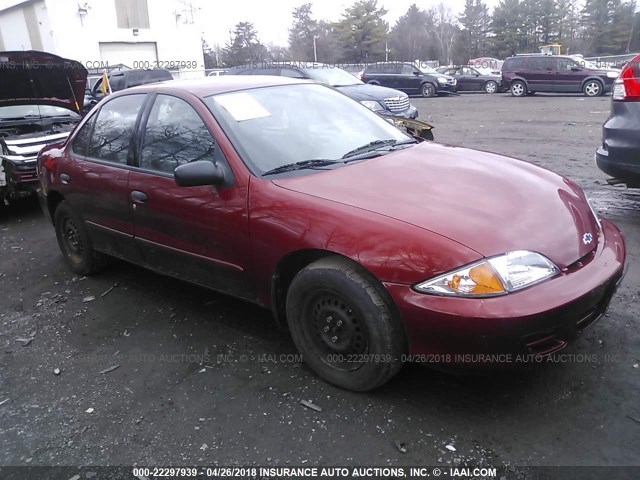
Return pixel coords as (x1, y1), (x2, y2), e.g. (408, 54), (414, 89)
(437, 77), (447, 84)
(414, 251), (559, 297)
(360, 100), (384, 112)
(606, 71), (619, 78)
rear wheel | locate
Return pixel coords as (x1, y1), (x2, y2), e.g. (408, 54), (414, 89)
(510, 80), (527, 97)
(54, 201), (108, 275)
(421, 82), (436, 97)
(286, 256), (407, 391)
(583, 80), (603, 97)
(484, 80), (498, 93)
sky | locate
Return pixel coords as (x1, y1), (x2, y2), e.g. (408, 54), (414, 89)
(196, 0), (502, 48)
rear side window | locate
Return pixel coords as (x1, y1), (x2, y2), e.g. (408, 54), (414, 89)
(87, 94), (146, 164)
(503, 58), (523, 70)
(109, 74), (125, 91)
(367, 64), (396, 74)
(139, 95), (222, 174)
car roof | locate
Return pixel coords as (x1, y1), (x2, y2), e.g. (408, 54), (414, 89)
(118, 75), (311, 98)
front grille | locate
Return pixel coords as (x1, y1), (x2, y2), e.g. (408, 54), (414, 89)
(3, 132), (69, 162)
(383, 96), (410, 112)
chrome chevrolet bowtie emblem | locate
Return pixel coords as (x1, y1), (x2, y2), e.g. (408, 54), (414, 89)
(583, 233), (593, 245)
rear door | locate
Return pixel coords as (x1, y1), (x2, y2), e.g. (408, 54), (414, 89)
(521, 57), (555, 92)
(61, 93), (147, 262)
(554, 57), (586, 92)
(398, 63), (419, 94)
(127, 93), (254, 299)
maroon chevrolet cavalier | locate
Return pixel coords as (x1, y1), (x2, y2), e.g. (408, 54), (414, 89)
(37, 76), (626, 391)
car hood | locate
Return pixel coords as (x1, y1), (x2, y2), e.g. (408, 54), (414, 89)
(0, 50), (88, 113)
(335, 84), (408, 102)
(273, 142), (599, 269)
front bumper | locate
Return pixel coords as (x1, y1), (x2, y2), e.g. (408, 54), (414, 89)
(436, 83), (458, 94)
(385, 219), (626, 364)
(0, 159), (39, 198)
(595, 102), (640, 186)
(380, 105), (419, 119)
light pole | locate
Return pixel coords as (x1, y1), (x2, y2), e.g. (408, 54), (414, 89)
(313, 35), (319, 62)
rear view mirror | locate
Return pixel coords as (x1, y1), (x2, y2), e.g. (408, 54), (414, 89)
(174, 160), (225, 187)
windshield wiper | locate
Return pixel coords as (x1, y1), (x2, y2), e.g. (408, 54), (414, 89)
(342, 139), (398, 159)
(342, 139), (418, 161)
(262, 159), (341, 176)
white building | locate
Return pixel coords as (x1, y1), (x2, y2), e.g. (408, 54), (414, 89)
(0, 0), (205, 76)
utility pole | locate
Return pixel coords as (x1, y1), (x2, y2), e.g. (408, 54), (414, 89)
(313, 35), (319, 62)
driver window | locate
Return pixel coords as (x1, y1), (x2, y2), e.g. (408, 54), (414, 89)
(139, 95), (224, 174)
(401, 64), (415, 75)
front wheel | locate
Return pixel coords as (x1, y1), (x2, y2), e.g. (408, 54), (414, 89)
(583, 80), (603, 97)
(421, 82), (436, 97)
(54, 201), (108, 275)
(484, 80), (498, 93)
(286, 256), (407, 391)
(510, 80), (527, 97)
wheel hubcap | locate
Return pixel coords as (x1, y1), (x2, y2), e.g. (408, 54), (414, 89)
(486, 83), (496, 93)
(423, 85), (433, 96)
(586, 83), (599, 96)
(513, 84), (524, 95)
(62, 217), (84, 257)
(305, 293), (368, 371)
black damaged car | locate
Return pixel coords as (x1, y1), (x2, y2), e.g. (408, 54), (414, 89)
(0, 51), (87, 204)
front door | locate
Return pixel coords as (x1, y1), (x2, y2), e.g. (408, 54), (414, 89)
(128, 93), (254, 299)
(554, 57), (587, 93)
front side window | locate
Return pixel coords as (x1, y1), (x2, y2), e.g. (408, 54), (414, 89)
(139, 95), (218, 174)
(87, 94), (146, 164)
(207, 84), (409, 176)
(71, 115), (97, 156)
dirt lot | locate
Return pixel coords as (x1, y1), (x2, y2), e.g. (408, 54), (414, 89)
(1, 93), (639, 478)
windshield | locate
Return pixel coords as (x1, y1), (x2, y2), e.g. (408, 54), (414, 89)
(302, 67), (362, 86)
(0, 105), (79, 119)
(206, 84), (410, 176)
(419, 65), (438, 74)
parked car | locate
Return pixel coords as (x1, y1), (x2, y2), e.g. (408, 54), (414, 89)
(436, 66), (502, 93)
(469, 57), (504, 71)
(227, 63), (419, 119)
(502, 55), (620, 97)
(207, 69), (228, 76)
(84, 68), (173, 112)
(37, 76), (625, 391)
(361, 62), (457, 97)
(0, 50), (86, 204)
(596, 54), (640, 187)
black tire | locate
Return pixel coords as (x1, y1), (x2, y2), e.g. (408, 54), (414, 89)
(510, 80), (527, 97)
(583, 79), (603, 97)
(421, 82), (436, 97)
(54, 201), (107, 275)
(484, 80), (498, 94)
(286, 256), (407, 391)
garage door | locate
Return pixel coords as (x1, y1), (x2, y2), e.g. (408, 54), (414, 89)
(99, 42), (158, 69)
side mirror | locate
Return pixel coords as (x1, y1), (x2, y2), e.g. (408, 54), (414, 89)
(174, 160), (225, 187)
(571, 67), (581, 72)
(413, 71), (420, 75)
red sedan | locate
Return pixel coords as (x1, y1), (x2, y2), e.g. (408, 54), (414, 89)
(37, 76), (626, 391)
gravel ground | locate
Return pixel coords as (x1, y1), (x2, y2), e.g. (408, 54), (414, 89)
(1, 92), (638, 478)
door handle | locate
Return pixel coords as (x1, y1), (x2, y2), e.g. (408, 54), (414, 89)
(60, 173), (71, 184)
(130, 190), (148, 203)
